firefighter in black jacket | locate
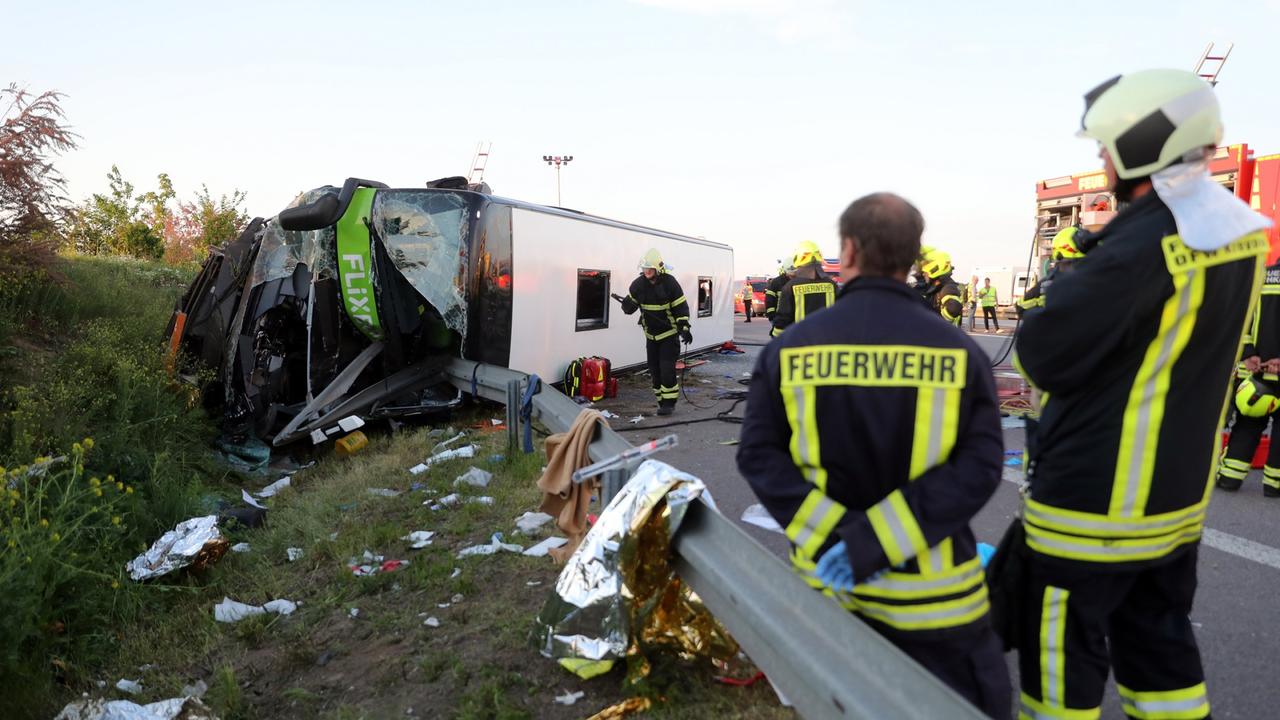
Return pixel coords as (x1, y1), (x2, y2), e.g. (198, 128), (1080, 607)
(918, 246), (964, 326)
(1017, 227), (1086, 318)
(771, 241), (837, 337)
(1013, 69), (1270, 720)
(1217, 262), (1280, 494)
(764, 265), (790, 323)
(619, 249), (691, 416)
(738, 193), (1010, 718)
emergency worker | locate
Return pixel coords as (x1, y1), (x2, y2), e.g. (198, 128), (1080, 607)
(618, 248), (692, 416)
(918, 246), (965, 326)
(771, 241), (837, 337)
(742, 280), (755, 323)
(1012, 69), (1270, 720)
(1216, 260), (1280, 495)
(738, 193), (1011, 718)
(968, 275), (979, 330)
(764, 264), (790, 323)
(978, 278), (999, 331)
(1016, 226), (1086, 317)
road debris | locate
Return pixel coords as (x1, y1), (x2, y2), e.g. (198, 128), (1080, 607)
(425, 493), (494, 511)
(348, 550), (410, 576)
(527, 580), (543, 587)
(457, 532), (523, 558)
(401, 531), (435, 549)
(423, 616), (441, 628)
(286, 547), (304, 562)
(628, 416), (644, 424)
(454, 466), (492, 488)
(115, 679), (143, 695)
(367, 487), (401, 497)
(256, 476), (292, 497)
(54, 697), (217, 720)
(180, 680), (208, 699)
(349, 608), (360, 619)
(450, 567), (461, 579)
(213, 597), (297, 623)
(740, 504), (784, 534)
(554, 690), (585, 706)
(515, 511), (555, 534)
(240, 489), (267, 510)
(409, 444), (479, 475)
(523, 536), (569, 558)
(431, 431), (467, 453)
(335, 430), (369, 456)
(127, 516), (228, 581)
(230, 543), (250, 553)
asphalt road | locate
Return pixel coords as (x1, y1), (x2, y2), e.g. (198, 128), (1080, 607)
(598, 316), (1280, 719)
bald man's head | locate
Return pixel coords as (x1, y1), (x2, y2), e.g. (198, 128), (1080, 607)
(838, 193), (924, 278)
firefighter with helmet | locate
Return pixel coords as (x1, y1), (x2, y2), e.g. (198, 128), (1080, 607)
(1016, 226), (1087, 317)
(918, 246), (964, 326)
(771, 240), (837, 336)
(1011, 68), (1271, 720)
(739, 193), (1011, 717)
(1216, 261), (1280, 495)
(764, 262), (792, 325)
(617, 248), (691, 416)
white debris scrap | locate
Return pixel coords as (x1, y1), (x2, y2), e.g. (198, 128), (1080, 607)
(522, 536), (569, 558)
(555, 690), (585, 705)
(408, 444), (479, 475)
(125, 515), (224, 581)
(116, 679), (143, 695)
(431, 431), (467, 454)
(457, 532), (523, 558)
(629, 416), (644, 424)
(286, 547), (304, 562)
(338, 415), (365, 433)
(514, 511), (554, 534)
(213, 596), (297, 623)
(231, 543), (250, 553)
(256, 476), (292, 498)
(401, 531), (435, 549)
(349, 608), (360, 619)
(740, 504), (784, 534)
(55, 697), (217, 720)
(240, 488), (267, 510)
(366, 488), (401, 497)
(454, 466), (492, 488)
(423, 616), (440, 628)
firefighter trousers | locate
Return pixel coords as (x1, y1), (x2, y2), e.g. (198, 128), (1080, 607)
(983, 306), (999, 330)
(1016, 546), (1209, 720)
(1219, 411), (1280, 491)
(646, 336), (680, 407)
(876, 624), (1011, 719)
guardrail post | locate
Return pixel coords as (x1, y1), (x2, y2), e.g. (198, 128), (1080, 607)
(505, 379), (520, 453)
(600, 467), (627, 507)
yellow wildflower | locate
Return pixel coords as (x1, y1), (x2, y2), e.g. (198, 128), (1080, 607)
(112, 516), (121, 526)
(72, 444), (82, 454)
(50, 532), (60, 542)
(39, 518), (49, 528)
(89, 477), (101, 488)
(111, 580), (119, 589)
(106, 475), (115, 483)
(83, 438), (94, 450)
(116, 482), (124, 491)
(125, 486), (133, 495)
(93, 489), (103, 497)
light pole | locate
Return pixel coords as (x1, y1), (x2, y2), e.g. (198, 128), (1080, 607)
(542, 155), (573, 206)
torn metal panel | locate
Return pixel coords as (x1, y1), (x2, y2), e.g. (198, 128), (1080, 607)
(372, 191), (471, 340)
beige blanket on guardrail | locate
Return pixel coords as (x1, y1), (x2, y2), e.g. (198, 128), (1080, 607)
(537, 408), (606, 563)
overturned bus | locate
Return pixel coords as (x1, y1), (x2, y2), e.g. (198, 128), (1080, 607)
(167, 177), (734, 447)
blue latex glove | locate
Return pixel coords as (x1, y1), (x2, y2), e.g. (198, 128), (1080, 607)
(815, 540), (856, 592)
(977, 542), (996, 569)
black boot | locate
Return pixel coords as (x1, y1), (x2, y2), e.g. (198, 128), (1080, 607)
(1216, 474), (1243, 491)
(1265, 483), (1280, 498)
(657, 401), (675, 417)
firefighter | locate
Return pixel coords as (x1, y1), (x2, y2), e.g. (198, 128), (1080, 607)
(771, 240), (837, 337)
(918, 246), (964, 326)
(764, 263), (791, 325)
(618, 248), (692, 416)
(1012, 69), (1270, 720)
(1216, 261), (1280, 495)
(978, 278), (999, 331)
(738, 193), (1011, 718)
(1016, 226), (1086, 317)
(741, 280), (755, 323)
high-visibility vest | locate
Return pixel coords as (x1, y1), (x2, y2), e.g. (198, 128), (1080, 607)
(979, 287), (998, 307)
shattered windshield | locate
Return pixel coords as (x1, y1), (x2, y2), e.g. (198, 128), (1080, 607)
(250, 187), (338, 287)
(372, 191), (471, 340)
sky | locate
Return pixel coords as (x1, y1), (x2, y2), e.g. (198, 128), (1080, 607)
(8, 0), (1280, 277)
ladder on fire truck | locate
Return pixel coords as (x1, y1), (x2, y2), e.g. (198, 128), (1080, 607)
(468, 142), (493, 185)
(1193, 42), (1233, 86)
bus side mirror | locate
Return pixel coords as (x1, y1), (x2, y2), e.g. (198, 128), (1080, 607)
(278, 194), (341, 231)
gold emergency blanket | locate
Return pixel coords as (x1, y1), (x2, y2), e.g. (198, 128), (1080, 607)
(532, 460), (737, 682)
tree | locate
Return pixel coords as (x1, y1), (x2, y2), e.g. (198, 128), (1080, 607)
(0, 84), (77, 269)
(167, 185), (248, 263)
(65, 166), (164, 260)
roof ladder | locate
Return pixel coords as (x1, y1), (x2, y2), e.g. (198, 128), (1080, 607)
(468, 141), (492, 184)
(1193, 42), (1233, 86)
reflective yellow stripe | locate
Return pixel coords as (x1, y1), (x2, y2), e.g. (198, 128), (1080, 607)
(1262, 283), (1280, 295)
(1019, 296), (1046, 310)
(839, 582), (989, 631)
(1040, 587), (1069, 710)
(1023, 497), (1206, 539)
(852, 555), (981, 600)
(1024, 520), (1201, 562)
(781, 384), (827, 492)
(784, 489), (847, 559)
(1112, 265), (1204, 517)
(1118, 682), (1209, 720)
(1019, 692), (1101, 720)
(671, 295), (687, 307)
(639, 302), (671, 311)
(866, 490), (928, 567)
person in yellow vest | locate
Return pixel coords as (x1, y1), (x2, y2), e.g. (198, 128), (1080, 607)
(978, 278), (999, 331)
(770, 241), (837, 337)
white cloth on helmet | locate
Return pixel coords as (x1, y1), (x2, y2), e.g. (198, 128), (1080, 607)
(1152, 159), (1272, 251)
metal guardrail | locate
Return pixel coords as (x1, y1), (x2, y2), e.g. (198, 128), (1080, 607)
(444, 357), (985, 719)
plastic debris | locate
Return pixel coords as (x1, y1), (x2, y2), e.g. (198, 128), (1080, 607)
(401, 531), (435, 549)
(257, 476), (292, 498)
(527, 580), (543, 587)
(423, 616), (440, 628)
(599, 410), (619, 419)
(338, 415), (365, 433)
(628, 416), (644, 424)
(240, 489), (267, 510)
(554, 690), (585, 706)
(457, 532), (523, 558)
(286, 547), (304, 562)
(367, 488), (402, 497)
(523, 536), (569, 558)
(454, 466), (493, 488)
(179, 680), (208, 699)
(116, 679), (143, 695)
(127, 516), (228, 581)
(491, 418), (503, 426)
(488, 454), (505, 464)
(740, 504), (784, 534)
(515, 511), (554, 534)
(213, 596), (297, 623)
(231, 543), (250, 553)
(348, 550), (410, 576)
(409, 444), (479, 475)
(54, 696), (217, 720)
(328, 532), (339, 542)
(349, 608), (360, 619)
(431, 431), (467, 454)
(559, 658), (615, 679)
(425, 494), (493, 511)
(335, 430), (369, 457)
(450, 567), (461, 579)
